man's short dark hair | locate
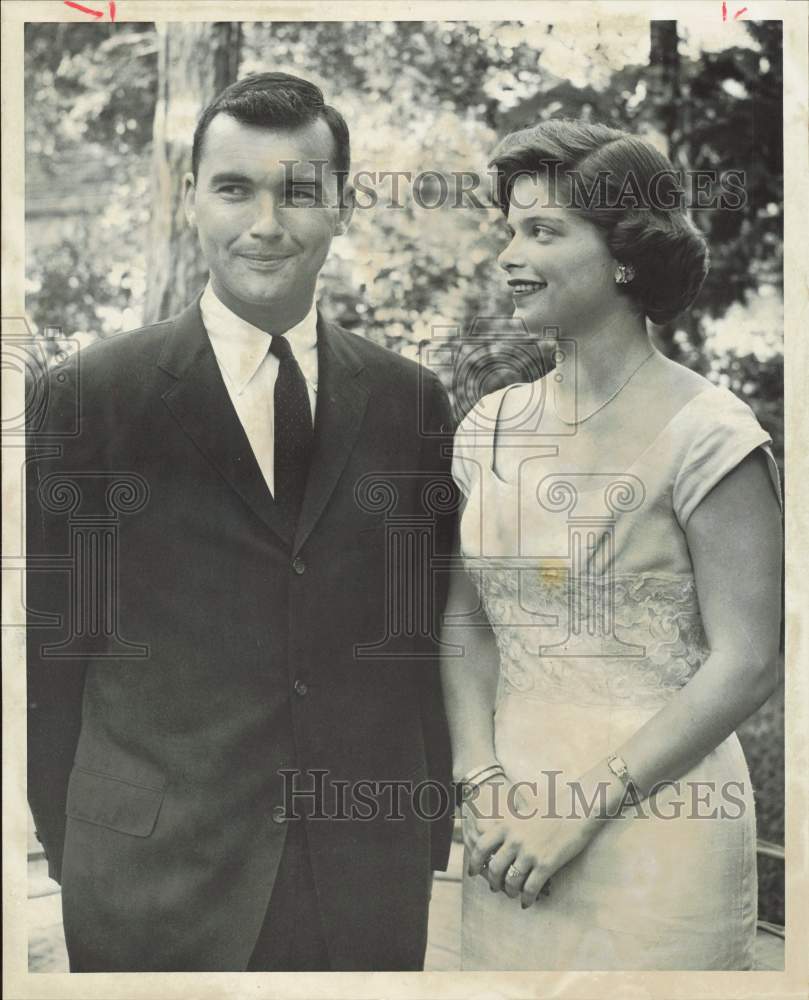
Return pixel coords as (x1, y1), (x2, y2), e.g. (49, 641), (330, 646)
(192, 72), (351, 181)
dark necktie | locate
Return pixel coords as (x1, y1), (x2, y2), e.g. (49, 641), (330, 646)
(269, 334), (313, 534)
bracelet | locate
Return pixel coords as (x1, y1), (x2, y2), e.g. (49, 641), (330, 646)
(460, 762), (505, 786)
(456, 762), (506, 803)
(605, 752), (640, 804)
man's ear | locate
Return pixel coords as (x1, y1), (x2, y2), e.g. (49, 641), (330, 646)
(334, 182), (356, 236)
(182, 172), (197, 230)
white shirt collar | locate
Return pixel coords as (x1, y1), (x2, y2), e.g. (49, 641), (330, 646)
(200, 282), (318, 396)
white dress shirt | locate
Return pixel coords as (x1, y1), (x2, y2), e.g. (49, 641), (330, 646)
(200, 282), (318, 497)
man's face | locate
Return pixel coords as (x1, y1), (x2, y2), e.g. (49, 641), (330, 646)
(184, 114), (353, 329)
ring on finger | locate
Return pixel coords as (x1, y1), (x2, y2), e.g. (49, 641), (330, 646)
(506, 864), (523, 880)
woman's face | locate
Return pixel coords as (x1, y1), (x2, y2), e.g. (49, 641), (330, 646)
(498, 174), (620, 337)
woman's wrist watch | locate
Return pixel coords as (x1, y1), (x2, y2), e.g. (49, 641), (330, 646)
(605, 752), (641, 804)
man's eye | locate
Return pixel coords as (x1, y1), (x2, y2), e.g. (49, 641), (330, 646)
(533, 225), (554, 239)
(287, 186), (319, 204)
(217, 185), (249, 198)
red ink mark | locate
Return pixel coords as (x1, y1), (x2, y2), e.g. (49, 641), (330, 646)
(722, 0), (748, 18)
(109, 1), (116, 20)
(64, 0), (105, 16)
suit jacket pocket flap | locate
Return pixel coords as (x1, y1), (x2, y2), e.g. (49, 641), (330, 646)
(66, 767), (164, 837)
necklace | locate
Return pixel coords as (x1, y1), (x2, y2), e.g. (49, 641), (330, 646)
(555, 349), (656, 426)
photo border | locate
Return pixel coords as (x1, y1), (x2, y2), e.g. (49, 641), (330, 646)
(3, 2), (807, 997)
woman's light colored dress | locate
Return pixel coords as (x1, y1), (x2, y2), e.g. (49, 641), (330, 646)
(451, 380), (781, 970)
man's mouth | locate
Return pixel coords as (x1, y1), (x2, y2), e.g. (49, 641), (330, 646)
(508, 279), (547, 298)
(238, 253), (294, 270)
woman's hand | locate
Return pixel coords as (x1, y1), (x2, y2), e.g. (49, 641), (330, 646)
(466, 781), (602, 909)
(461, 774), (508, 853)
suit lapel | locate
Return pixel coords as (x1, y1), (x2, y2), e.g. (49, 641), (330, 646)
(293, 315), (369, 555)
(157, 297), (291, 546)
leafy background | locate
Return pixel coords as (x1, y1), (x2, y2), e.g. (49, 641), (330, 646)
(25, 18), (784, 926)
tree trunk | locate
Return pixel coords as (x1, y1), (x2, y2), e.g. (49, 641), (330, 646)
(650, 22), (705, 359)
(648, 21), (681, 157)
(648, 21), (689, 358)
(144, 23), (241, 324)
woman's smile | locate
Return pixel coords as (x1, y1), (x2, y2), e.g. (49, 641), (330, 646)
(508, 278), (547, 300)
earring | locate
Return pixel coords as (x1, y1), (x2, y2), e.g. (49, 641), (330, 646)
(614, 263), (636, 285)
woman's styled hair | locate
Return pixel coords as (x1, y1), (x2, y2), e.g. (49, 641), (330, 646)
(489, 120), (710, 325)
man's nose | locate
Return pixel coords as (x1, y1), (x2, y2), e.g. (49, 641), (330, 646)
(249, 193), (284, 239)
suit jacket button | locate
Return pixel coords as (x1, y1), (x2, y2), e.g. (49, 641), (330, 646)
(293, 679), (309, 697)
(292, 557), (306, 575)
(272, 805), (287, 825)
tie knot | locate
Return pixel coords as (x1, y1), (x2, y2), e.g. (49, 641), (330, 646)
(269, 334), (293, 361)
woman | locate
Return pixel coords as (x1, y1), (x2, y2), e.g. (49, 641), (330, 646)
(441, 120), (782, 970)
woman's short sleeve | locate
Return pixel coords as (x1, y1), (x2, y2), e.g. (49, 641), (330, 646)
(450, 391), (505, 498)
(672, 387), (782, 529)
(451, 407), (481, 498)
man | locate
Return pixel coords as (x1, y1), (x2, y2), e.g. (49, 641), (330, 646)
(27, 73), (456, 972)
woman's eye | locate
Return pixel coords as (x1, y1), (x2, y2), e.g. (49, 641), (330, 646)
(532, 225), (554, 239)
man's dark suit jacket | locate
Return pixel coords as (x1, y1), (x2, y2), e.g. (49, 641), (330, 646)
(26, 297), (457, 971)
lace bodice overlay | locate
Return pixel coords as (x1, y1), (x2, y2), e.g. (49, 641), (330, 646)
(473, 567), (709, 708)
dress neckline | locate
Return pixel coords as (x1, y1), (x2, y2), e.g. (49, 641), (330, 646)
(485, 382), (715, 490)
